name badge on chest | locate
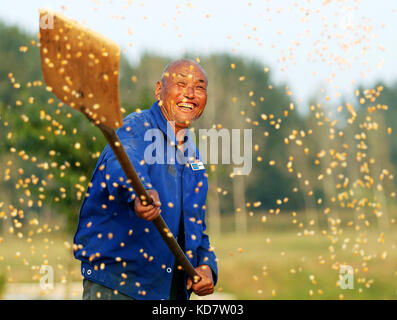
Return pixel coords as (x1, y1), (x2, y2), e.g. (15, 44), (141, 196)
(190, 161), (205, 171)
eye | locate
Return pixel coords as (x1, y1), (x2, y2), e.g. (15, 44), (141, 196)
(177, 81), (186, 87)
(197, 85), (206, 90)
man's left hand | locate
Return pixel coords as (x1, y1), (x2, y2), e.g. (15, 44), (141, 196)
(186, 265), (214, 296)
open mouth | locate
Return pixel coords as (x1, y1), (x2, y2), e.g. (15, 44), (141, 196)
(177, 102), (196, 111)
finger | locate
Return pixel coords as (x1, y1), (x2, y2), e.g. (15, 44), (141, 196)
(194, 287), (213, 296)
(137, 207), (157, 218)
(196, 288), (211, 296)
(197, 289), (214, 296)
(194, 282), (214, 295)
(149, 195), (161, 207)
(147, 209), (161, 221)
(143, 208), (161, 221)
(153, 200), (161, 207)
(137, 204), (155, 213)
(192, 280), (209, 293)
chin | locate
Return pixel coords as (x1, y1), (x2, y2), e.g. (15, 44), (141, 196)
(176, 116), (194, 125)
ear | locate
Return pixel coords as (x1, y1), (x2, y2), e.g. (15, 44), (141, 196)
(155, 81), (162, 100)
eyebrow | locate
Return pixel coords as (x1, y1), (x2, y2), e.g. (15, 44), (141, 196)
(176, 72), (207, 84)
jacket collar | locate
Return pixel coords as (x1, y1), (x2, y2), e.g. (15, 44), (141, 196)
(150, 101), (176, 144)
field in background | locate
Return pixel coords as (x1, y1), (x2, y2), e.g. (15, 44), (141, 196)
(1, 210), (397, 300)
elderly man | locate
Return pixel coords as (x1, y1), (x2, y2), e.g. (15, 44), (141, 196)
(73, 59), (218, 300)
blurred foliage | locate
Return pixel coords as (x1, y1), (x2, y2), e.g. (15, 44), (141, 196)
(0, 273), (5, 299)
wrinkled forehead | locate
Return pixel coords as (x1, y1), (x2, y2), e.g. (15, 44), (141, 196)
(163, 62), (208, 84)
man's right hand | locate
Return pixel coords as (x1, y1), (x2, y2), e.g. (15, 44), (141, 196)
(133, 189), (162, 221)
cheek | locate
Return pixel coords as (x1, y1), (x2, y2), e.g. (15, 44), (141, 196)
(198, 95), (207, 110)
(161, 91), (178, 111)
(202, 96), (207, 106)
(194, 99), (206, 118)
(161, 86), (178, 100)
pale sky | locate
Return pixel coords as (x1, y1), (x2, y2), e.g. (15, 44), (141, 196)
(1, 0), (397, 111)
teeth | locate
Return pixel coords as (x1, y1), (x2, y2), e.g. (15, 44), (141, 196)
(178, 103), (194, 109)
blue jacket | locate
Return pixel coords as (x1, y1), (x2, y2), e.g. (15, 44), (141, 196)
(73, 101), (218, 300)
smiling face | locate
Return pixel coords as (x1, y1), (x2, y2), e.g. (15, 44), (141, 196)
(155, 60), (208, 131)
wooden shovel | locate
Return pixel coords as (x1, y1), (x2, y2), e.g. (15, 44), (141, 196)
(38, 9), (201, 284)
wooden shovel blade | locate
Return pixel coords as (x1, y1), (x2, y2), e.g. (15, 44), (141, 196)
(39, 9), (123, 129)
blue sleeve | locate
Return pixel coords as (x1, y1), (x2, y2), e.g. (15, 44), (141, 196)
(196, 220), (218, 286)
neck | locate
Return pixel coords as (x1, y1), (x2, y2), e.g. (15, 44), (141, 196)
(174, 124), (188, 147)
(159, 104), (188, 142)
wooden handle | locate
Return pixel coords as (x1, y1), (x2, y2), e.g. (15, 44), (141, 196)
(98, 124), (201, 284)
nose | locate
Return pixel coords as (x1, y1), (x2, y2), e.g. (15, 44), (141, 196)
(183, 85), (195, 99)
